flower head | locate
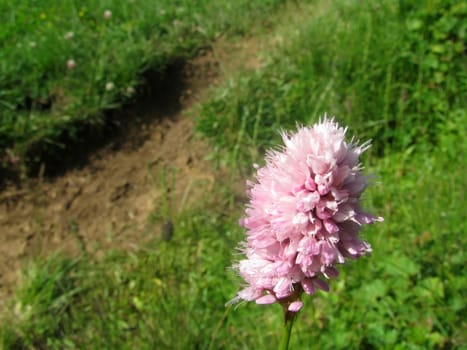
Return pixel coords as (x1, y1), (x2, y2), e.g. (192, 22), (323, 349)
(105, 82), (115, 91)
(231, 117), (383, 312)
(66, 59), (76, 70)
(64, 31), (74, 40)
(103, 10), (112, 19)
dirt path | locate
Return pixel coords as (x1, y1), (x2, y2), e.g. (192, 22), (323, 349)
(0, 62), (205, 304)
(0, 27), (275, 310)
(0, 0), (314, 309)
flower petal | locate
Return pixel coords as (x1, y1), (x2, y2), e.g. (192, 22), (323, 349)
(288, 301), (304, 312)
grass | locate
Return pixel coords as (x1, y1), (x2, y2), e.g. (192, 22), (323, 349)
(2, 144), (465, 349)
(1, 203), (268, 349)
(197, 0), (466, 168)
(0, 0), (286, 168)
(1, 0), (466, 349)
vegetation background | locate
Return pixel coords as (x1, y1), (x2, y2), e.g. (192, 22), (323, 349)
(1, 0), (465, 349)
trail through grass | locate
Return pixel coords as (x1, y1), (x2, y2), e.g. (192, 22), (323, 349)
(1, 0), (466, 349)
(0, 0), (286, 169)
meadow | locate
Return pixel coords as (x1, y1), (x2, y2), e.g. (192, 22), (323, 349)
(0, 0), (285, 170)
(1, 0), (466, 349)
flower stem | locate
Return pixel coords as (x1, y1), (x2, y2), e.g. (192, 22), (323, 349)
(279, 311), (296, 350)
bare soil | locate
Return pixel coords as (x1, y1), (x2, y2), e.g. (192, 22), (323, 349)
(0, 35), (267, 310)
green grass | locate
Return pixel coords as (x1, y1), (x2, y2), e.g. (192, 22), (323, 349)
(197, 0), (466, 168)
(1, 143), (465, 349)
(0, 0), (286, 166)
(1, 0), (466, 349)
(1, 181), (286, 349)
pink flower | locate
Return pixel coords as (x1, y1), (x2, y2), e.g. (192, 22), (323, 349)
(66, 59), (76, 70)
(231, 117), (383, 312)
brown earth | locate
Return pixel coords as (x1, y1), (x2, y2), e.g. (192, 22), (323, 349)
(0, 35), (269, 310)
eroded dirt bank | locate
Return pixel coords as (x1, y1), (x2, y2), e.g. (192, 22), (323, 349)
(0, 19), (275, 312)
(0, 51), (222, 308)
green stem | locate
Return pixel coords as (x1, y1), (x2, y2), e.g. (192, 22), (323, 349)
(279, 311), (295, 350)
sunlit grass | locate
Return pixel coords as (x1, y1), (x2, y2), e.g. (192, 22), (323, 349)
(0, 0), (287, 165)
(197, 0), (466, 168)
(2, 141), (464, 349)
(1, 0), (466, 349)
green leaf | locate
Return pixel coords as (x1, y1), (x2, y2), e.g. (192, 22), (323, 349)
(416, 277), (444, 299)
(430, 44), (445, 54)
(407, 19), (423, 31)
(380, 253), (420, 277)
(355, 279), (387, 302)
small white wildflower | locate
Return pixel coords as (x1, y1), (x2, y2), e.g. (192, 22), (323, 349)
(67, 59), (76, 70)
(126, 86), (135, 95)
(64, 31), (74, 40)
(103, 10), (112, 19)
(29, 41), (37, 48)
(105, 82), (115, 91)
